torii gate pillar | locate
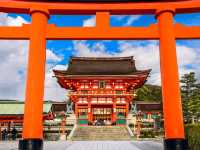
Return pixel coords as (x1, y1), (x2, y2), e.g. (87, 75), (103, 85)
(19, 10), (49, 150)
(157, 10), (188, 150)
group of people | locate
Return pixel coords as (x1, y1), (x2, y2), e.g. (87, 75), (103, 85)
(94, 119), (111, 126)
(1, 127), (18, 141)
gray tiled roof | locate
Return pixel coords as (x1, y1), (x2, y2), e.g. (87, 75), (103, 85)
(54, 56), (151, 76)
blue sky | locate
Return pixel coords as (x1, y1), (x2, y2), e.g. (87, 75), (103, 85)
(0, 12), (200, 101)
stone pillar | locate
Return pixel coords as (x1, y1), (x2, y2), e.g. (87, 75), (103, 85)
(19, 10), (49, 150)
(156, 9), (188, 150)
(60, 115), (66, 140)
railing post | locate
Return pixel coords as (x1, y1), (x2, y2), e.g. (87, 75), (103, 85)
(156, 9), (188, 150)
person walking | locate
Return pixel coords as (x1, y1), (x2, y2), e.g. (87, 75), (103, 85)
(11, 127), (18, 140)
(2, 129), (8, 141)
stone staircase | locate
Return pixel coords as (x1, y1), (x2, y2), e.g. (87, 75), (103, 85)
(71, 126), (131, 141)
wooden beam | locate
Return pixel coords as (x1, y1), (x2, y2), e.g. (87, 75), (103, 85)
(175, 24), (200, 39)
(0, 23), (200, 40)
(0, 120), (23, 122)
(0, 0), (200, 15)
(46, 23), (200, 40)
(46, 24), (159, 40)
(96, 12), (110, 30)
(0, 24), (30, 40)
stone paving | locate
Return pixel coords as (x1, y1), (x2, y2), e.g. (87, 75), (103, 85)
(0, 140), (163, 150)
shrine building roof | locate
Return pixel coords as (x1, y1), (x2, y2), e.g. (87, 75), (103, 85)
(133, 101), (162, 112)
(53, 56), (151, 76)
(0, 100), (52, 115)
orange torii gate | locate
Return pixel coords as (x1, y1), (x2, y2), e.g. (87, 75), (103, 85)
(1, 0), (200, 150)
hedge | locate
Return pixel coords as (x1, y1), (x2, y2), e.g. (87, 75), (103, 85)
(185, 124), (200, 150)
(140, 129), (155, 138)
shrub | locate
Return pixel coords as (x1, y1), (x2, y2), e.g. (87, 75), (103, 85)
(185, 124), (200, 150)
(140, 129), (155, 138)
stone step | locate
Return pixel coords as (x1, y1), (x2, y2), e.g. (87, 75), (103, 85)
(71, 126), (131, 141)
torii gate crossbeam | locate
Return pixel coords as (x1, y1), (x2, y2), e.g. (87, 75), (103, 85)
(1, 0), (200, 150)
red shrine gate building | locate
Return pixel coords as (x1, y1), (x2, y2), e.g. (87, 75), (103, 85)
(54, 56), (150, 125)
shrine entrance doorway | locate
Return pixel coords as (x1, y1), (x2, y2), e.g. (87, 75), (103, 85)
(92, 106), (112, 125)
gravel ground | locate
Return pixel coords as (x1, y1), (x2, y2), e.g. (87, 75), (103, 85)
(0, 140), (163, 150)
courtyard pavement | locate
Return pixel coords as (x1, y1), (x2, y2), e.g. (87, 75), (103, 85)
(0, 140), (163, 150)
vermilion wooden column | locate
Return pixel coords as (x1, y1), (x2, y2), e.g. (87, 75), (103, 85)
(75, 103), (78, 123)
(19, 10), (49, 150)
(88, 98), (92, 125)
(157, 10), (188, 150)
(126, 103), (129, 116)
(113, 99), (117, 124)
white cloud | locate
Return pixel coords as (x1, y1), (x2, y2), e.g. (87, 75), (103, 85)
(46, 49), (62, 62)
(73, 40), (200, 86)
(0, 13), (28, 26)
(73, 40), (113, 57)
(118, 41), (200, 85)
(111, 15), (141, 26)
(0, 13), (30, 100)
(116, 41), (161, 84)
(176, 45), (197, 67)
(83, 16), (96, 27)
(82, 15), (141, 27)
(44, 65), (67, 101)
(0, 13), (66, 101)
(0, 40), (29, 100)
(124, 15), (141, 26)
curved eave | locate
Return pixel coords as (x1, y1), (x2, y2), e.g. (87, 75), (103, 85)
(53, 69), (151, 89)
(134, 69), (151, 89)
(71, 56), (134, 61)
(53, 69), (151, 79)
(53, 69), (67, 88)
(53, 69), (67, 76)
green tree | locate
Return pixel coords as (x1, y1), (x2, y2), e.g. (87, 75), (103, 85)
(180, 72), (200, 123)
(135, 84), (162, 102)
(181, 72), (197, 100)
